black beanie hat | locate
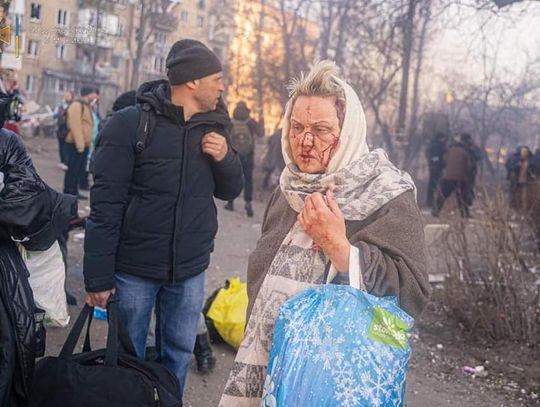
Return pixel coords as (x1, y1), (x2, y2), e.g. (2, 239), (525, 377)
(80, 85), (97, 97)
(166, 39), (222, 85)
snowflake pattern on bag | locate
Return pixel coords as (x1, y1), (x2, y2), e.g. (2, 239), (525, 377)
(262, 285), (413, 407)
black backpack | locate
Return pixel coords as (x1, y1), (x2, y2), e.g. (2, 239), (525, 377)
(90, 103), (156, 175)
(96, 102), (157, 154)
(134, 102), (157, 154)
(29, 296), (182, 407)
(56, 103), (70, 140)
(231, 119), (253, 155)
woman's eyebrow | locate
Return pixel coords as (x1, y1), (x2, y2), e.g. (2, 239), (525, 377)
(311, 121), (331, 126)
(291, 118), (332, 126)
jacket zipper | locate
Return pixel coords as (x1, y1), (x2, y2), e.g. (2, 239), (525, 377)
(170, 125), (190, 283)
(170, 121), (216, 282)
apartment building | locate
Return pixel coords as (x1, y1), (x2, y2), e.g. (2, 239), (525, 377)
(0, 0), (233, 112)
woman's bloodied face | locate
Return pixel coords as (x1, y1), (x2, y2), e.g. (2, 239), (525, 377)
(288, 96), (341, 174)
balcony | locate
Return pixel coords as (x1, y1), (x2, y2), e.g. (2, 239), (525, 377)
(150, 12), (179, 32)
(76, 8), (119, 49)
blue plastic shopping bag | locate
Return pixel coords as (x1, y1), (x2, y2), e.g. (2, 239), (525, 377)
(261, 282), (414, 407)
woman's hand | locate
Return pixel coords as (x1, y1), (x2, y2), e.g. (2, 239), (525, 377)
(298, 190), (350, 272)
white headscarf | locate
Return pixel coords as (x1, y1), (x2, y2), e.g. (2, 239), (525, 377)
(279, 74), (415, 221)
(281, 77), (369, 174)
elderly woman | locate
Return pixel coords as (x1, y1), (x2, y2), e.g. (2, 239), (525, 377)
(220, 61), (430, 406)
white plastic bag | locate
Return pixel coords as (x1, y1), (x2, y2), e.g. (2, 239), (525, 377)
(20, 241), (70, 327)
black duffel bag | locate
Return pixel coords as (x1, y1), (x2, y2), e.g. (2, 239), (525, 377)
(29, 296), (182, 407)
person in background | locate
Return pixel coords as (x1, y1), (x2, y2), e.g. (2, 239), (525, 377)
(507, 146), (536, 213)
(54, 90), (74, 171)
(459, 133), (482, 209)
(262, 128), (285, 191)
(80, 89), (100, 192)
(432, 135), (475, 218)
(530, 147), (540, 178)
(425, 131), (447, 208)
(225, 101), (263, 217)
(63, 85), (97, 200)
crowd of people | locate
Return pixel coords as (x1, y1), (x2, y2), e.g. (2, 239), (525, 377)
(426, 131), (540, 218)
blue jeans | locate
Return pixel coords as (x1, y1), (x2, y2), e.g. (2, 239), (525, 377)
(115, 271), (205, 396)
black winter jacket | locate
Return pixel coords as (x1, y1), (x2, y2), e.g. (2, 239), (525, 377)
(84, 80), (243, 292)
(0, 129), (77, 249)
(0, 240), (38, 407)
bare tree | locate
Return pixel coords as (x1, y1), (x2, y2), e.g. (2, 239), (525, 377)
(396, 0), (420, 137)
(228, 0), (316, 130)
(315, 0), (357, 66)
(341, 0), (406, 156)
(130, 0), (153, 89)
(403, 0), (434, 170)
(129, 1), (177, 89)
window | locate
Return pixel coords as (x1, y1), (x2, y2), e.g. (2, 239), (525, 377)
(56, 79), (66, 92)
(48, 78), (65, 92)
(154, 31), (167, 45)
(111, 54), (121, 68)
(198, 0), (206, 10)
(180, 11), (188, 23)
(154, 56), (165, 73)
(57, 9), (68, 26)
(56, 44), (65, 60)
(208, 14), (216, 39)
(27, 40), (39, 57)
(197, 16), (204, 28)
(30, 3), (41, 21)
(117, 22), (125, 37)
(26, 75), (37, 93)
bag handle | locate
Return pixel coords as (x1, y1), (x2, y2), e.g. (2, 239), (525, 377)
(82, 305), (94, 352)
(326, 245), (364, 290)
(104, 296), (119, 366)
(59, 304), (93, 359)
(59, 295), (137, 363)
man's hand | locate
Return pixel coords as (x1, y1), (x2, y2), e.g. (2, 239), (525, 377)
(202, 132), (228, 162)
(85, 289), (115, 309)
(298, 190), (350, 272)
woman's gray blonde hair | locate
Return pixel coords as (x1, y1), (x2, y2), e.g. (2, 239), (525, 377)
(287, 60), (346, 129)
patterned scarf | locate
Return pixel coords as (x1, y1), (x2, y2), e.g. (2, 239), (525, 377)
(220, 78), (415, 407)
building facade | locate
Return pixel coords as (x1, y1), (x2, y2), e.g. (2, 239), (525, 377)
(0, 0), (232, 113)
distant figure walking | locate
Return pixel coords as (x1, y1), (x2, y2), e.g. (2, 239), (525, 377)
(432, 135), (476, 218)
(425, 132), (447, 207)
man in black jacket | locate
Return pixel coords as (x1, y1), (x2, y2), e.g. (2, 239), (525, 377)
(83, 40), (243, 398)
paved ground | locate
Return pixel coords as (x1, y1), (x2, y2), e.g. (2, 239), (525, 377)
(25, 135), (537, 407)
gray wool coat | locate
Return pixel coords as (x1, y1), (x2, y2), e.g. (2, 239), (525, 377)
(246, 188), (431, 320)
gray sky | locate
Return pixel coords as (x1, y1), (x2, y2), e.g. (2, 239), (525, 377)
(428, 1), (540, 91)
